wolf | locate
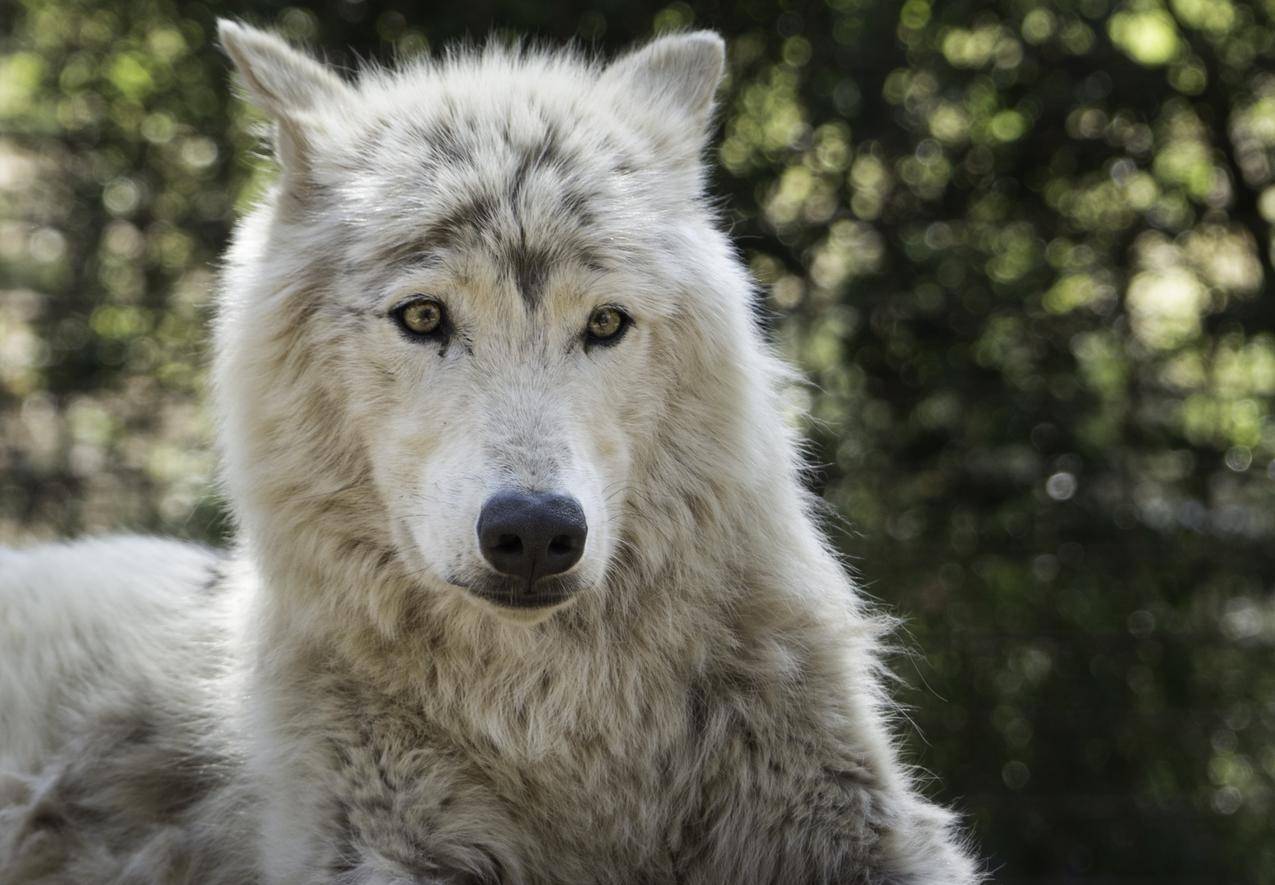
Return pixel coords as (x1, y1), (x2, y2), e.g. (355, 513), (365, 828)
(0, 22), (980, 884)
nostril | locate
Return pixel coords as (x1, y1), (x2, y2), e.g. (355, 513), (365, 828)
(548, 534), (576, 556)
(495, 534), (523, 555)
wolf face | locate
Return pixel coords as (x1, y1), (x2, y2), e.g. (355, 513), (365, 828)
(341, 187), (663, 622)
(217, 24), (729, 624)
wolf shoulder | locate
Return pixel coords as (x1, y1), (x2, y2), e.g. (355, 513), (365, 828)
(0, 535), (228, 768)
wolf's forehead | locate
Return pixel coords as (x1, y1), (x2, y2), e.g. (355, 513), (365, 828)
(341, 97), (641, 304)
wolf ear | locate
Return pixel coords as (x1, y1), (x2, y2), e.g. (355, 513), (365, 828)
(217, 20), (353, 185)
(604, 32), (726, 129)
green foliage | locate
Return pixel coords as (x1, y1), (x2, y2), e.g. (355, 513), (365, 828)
(2, 0), (1273, 879)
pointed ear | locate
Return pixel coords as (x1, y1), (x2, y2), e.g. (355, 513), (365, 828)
(604, 31), (726, 127)
(217, 19), (353, 183)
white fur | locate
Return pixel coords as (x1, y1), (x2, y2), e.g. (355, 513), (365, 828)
(0, 23), (981, 884)
(0, 538), (222, 772)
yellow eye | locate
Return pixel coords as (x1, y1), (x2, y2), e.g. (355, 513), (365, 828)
(586, 306), (629, 345)
(395, 297), (445, 337)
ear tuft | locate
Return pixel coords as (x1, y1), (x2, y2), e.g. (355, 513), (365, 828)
(217, 19), (351, 118)
(606, 31), (726, 123)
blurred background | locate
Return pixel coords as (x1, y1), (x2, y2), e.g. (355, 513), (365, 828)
(1, 0), (1273, 880)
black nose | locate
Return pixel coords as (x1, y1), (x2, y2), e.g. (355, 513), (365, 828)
(477, 490), (587, 584)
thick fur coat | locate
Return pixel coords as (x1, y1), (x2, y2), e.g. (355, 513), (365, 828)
(0, 23), (980, 884)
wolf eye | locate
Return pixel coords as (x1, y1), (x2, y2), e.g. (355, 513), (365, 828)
(393, 296), (446, 339)
(585, 306), (630, 347)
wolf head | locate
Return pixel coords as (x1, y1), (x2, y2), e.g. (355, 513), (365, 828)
(215, 23), (799, 632)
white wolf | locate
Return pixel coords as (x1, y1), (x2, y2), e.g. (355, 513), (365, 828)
(0, 22), (980, 884)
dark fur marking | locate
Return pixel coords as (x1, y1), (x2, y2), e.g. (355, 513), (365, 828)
(503, 136), (564, 307)
(507, 121), (567, 206)
(375, 194), (497, 270)
(425, 116), (469, 165)
(25, 804), (67, 835)
(540, 119), (569, 167)
(425, 194), (497, 255)
(509, 142), (548, 207)
(371, 240), (447, 272)
(686, 682), (710, 739)
(447, 193), (498, 232)
(197, 561), (224, 597)
(559, 186), (597, 229)
(52, 703), (236, 830)
(579, 252), (609, 273)
(507, 241), (551, 307)
(369, 111), (609, 299)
